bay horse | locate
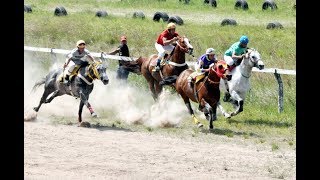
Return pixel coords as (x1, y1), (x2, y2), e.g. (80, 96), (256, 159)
(218, 48), (264, 118)
(32, 61), (109, 124)
(160, 60), (230, 129)
(124, 36), (194, 101)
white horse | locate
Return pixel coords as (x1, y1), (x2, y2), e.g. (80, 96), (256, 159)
(218, 48), (264, 118)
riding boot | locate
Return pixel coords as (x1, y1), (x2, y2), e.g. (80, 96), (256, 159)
(153, 59), (161, 72)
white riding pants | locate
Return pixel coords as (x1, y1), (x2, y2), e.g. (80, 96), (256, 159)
(155, 43), (175, 59)
(224, 55), (237, 66)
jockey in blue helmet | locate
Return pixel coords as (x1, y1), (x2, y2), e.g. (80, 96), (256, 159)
(222, 35), (249, 101)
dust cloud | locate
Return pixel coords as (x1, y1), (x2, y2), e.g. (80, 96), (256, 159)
(24, 52), (200, 128)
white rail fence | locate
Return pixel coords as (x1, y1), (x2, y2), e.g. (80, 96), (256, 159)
(24, 46), (296, 113)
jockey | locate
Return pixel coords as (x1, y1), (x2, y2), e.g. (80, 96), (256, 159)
(63, 40), (96, 85)
(153, 22), (180, 72)
(222, 35), (249, 101)
(187, 48), (217, 87)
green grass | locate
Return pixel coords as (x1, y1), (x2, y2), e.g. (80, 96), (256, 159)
(24, 0), (296, 150)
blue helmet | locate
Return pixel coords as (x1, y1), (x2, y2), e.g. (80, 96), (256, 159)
(239, 35), (249, 45)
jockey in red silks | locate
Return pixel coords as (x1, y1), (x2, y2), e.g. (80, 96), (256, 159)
(222, 35), (249, 101)
(153, 22), (180, 72)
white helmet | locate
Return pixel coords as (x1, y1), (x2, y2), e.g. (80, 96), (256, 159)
(206, 48), (215, 55)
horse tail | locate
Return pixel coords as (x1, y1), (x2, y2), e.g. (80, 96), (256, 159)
(31, 78), (46, 92)
(159, 75), (178, 86)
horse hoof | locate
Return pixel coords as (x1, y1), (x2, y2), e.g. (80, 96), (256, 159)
(197, 123), (203, 128)
(209, 125), (214, 130)
(79, 121), (91, 128)
(32, 107), (38, 112)
(224, 113), (231, 118)
(91, 113), (98, 118)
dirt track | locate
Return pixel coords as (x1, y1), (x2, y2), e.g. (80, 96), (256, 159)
(24, 120), (295, 179)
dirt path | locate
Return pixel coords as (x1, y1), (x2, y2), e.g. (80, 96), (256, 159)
(24, 120), (295, 179)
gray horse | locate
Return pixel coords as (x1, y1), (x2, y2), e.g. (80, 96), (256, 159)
(32, 61), (109, 124)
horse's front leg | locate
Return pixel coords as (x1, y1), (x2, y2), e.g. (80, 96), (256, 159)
(230, 100), (244, 116)
(183, 96), (203, 128)
(229, 91), (243, 116)
(217, 101), (231, 118)
(154, 82), (162, 100)
(204, 102), (217, 130)
(79, 91), (98, 119)
(147, 80), (157, 101)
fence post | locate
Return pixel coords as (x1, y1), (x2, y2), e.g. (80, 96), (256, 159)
(50, 48), (57, 64)
(274, 69), (283, 113)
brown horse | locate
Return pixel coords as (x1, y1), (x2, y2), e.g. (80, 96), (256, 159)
(159, 60), (230, 129)
(124, 36), (194, 101)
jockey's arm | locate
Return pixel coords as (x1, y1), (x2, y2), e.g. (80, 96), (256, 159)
(87, 54), (96, 63)
(231, 51), (244, 59)
(162, 37), (178, 46)
(64, 57), (72, 68)
(108, 48), (120, 55)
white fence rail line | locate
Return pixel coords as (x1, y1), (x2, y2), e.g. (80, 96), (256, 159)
(25, 46), (296, 113)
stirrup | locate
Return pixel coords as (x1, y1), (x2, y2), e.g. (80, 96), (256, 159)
(63, 80), (70, 86)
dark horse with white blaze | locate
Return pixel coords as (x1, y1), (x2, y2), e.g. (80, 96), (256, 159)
(32, 61), (109, 124)
(123, 36), (194, 101)
(160, 60), (231, 129)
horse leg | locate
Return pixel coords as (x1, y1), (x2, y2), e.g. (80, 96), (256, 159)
(78, 101), (84, 123)
(217, 101), (231, 118)
(154, 82), (162, 99)
(182, 96), (203, 128)
(33, 88), (54, 112)
(206, 103), (217, 130)
(231, 100), (244, 116)
(198, 104), (210, 121)
(229, 91), (243, 116)
(44, 90), (60, 103)
(79, 91), (97, 119)
(147, 79), (157, 101)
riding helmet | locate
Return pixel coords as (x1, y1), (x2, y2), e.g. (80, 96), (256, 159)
(239, 35), (249, 45)
(206, 48), (215, 55)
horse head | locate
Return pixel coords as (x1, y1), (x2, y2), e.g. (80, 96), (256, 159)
(90, 61), (109, 85)
(208, 60), (230, 83)
(176, 36), (194, 56)
(245, 49), (264, 70)
(122, 57), (144, 75)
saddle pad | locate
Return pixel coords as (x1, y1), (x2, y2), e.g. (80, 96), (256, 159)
(195, 74), (205, 83)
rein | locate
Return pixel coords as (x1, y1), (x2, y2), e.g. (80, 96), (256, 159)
(78, 62), (101, 85)
(240, 51), (256, 78)
(194, 67), (221, 102)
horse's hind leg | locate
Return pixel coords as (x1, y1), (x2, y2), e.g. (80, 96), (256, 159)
(44, 90), (60, 103)
(33, 89), (54, 112)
